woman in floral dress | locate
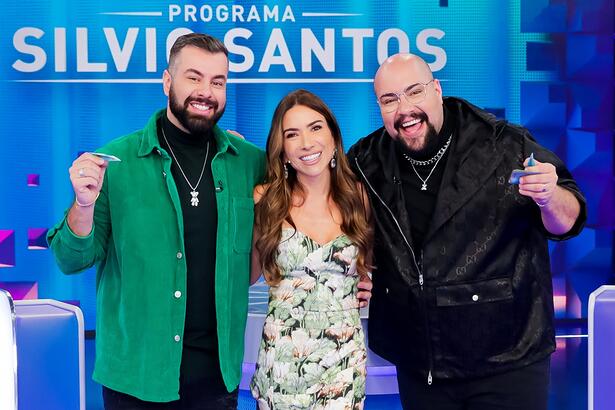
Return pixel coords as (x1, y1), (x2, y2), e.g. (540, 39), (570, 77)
(250, 89), (373, 410)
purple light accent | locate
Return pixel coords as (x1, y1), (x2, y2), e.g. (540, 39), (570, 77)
(362, 365), (397, 376)
(27, 174), (40, 187)
(27, 228), (49, 250)
(0, 230), (15, 267)
(242, 362), (256, 373)
(0, 281), (38, 299)
(553, 277), (567, 317)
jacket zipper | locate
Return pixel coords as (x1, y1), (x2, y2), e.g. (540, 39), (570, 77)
(355, 158), (434, 385)
(420, 250), (434, 386)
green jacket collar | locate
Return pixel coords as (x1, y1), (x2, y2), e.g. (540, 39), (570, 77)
(138, 109), (239, 158)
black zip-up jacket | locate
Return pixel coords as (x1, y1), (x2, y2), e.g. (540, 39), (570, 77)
(348, 97), (586, 381)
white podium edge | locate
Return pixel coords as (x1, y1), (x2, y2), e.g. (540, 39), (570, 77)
(15, 299), (85, 410)
(0, 289), (18, 410)
(587, 285), (615, 410)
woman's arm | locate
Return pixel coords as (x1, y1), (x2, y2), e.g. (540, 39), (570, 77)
(250, 184), (266, 285)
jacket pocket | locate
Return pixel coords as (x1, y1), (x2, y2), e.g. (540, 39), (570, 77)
(435, 277), (512, 307)
(231, 196), (254, 253)
(435, 277), (515, 359)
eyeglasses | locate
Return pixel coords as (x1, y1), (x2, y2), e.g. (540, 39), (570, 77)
(377, 79), (435, 113)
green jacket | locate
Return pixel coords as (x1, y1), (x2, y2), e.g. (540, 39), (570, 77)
(47, 110), (265, 402)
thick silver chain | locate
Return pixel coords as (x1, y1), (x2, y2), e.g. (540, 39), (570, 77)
(403, 133), (452, 191)
(402, 133), (452, 166)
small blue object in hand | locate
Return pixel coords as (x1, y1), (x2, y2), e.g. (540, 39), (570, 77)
(508, 153), (540, 184)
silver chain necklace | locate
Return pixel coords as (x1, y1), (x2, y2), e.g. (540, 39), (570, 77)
(403, 133), (453, 166)
(402, 133), (452, 191)
(161, 128), (210, 207)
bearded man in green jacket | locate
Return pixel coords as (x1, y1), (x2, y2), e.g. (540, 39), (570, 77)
(47, 33), (265, 409)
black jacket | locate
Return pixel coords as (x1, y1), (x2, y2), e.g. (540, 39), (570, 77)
(348, 97), (586, 382)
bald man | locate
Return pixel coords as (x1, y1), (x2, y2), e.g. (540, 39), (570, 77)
(347, 53), (586, 410)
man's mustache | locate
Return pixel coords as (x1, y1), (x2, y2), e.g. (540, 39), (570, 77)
(394, 111), (428, 130)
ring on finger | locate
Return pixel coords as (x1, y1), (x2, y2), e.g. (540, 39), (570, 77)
(79, 168), (85, 177)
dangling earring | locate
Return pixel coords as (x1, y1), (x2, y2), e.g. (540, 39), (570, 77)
(330, 149), (337, 169)
(284, 162), (289, 179)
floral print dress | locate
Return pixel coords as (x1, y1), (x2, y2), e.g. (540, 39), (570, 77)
(250, 228), (367, 410)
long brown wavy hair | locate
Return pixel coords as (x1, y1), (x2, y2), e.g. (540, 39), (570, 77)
(255, 89), (372, 285)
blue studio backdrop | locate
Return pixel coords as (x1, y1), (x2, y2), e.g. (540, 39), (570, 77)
(0, 0), (613, 329)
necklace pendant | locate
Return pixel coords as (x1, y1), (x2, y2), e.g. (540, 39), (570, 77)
(421, 183), (428, 191)
(190, 190), (199, 207)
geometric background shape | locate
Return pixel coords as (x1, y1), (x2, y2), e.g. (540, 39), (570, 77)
(27, 228), (49, 250)
(520, 82), (567, 131)
(0, 230), (16, 268)
(0, 281), (38, 300)
(527, 41), (562, 72)
(27, 174), (40, 187)
(520, 0), (567, 33)
(566, 35), (612, 80)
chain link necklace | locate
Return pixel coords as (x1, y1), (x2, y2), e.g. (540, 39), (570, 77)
(402, 133), (452, 191)
(161, 127), (210, 207)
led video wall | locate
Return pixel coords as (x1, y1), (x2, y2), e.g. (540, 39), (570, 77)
(0, 0), (612, 328)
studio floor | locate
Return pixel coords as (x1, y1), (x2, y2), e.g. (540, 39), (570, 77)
(84, 325), (588, 410)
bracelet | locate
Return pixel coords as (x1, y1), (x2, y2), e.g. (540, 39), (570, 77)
(535, 200), (549, 208)
(75, 192), (100, 207)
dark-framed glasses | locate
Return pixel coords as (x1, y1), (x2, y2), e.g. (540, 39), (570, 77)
(378, 79), (434, 113)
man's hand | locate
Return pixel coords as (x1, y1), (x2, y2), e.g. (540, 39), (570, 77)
(357, 275), (373, 308)
(67, 153), (108, 236)
(70, 153), (107, 206)
(518, 155), (581, 235)
(518, 157), (558, 208)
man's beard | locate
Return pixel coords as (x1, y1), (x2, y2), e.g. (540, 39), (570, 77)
(395, 111), (440, 158)
(169, 86), (225, 135)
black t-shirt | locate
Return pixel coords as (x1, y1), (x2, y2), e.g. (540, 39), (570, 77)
(157, 115), (222, 384)
(397, 106), (455, 249)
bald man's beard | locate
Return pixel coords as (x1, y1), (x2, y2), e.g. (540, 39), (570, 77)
(395, 113), (440, 157)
